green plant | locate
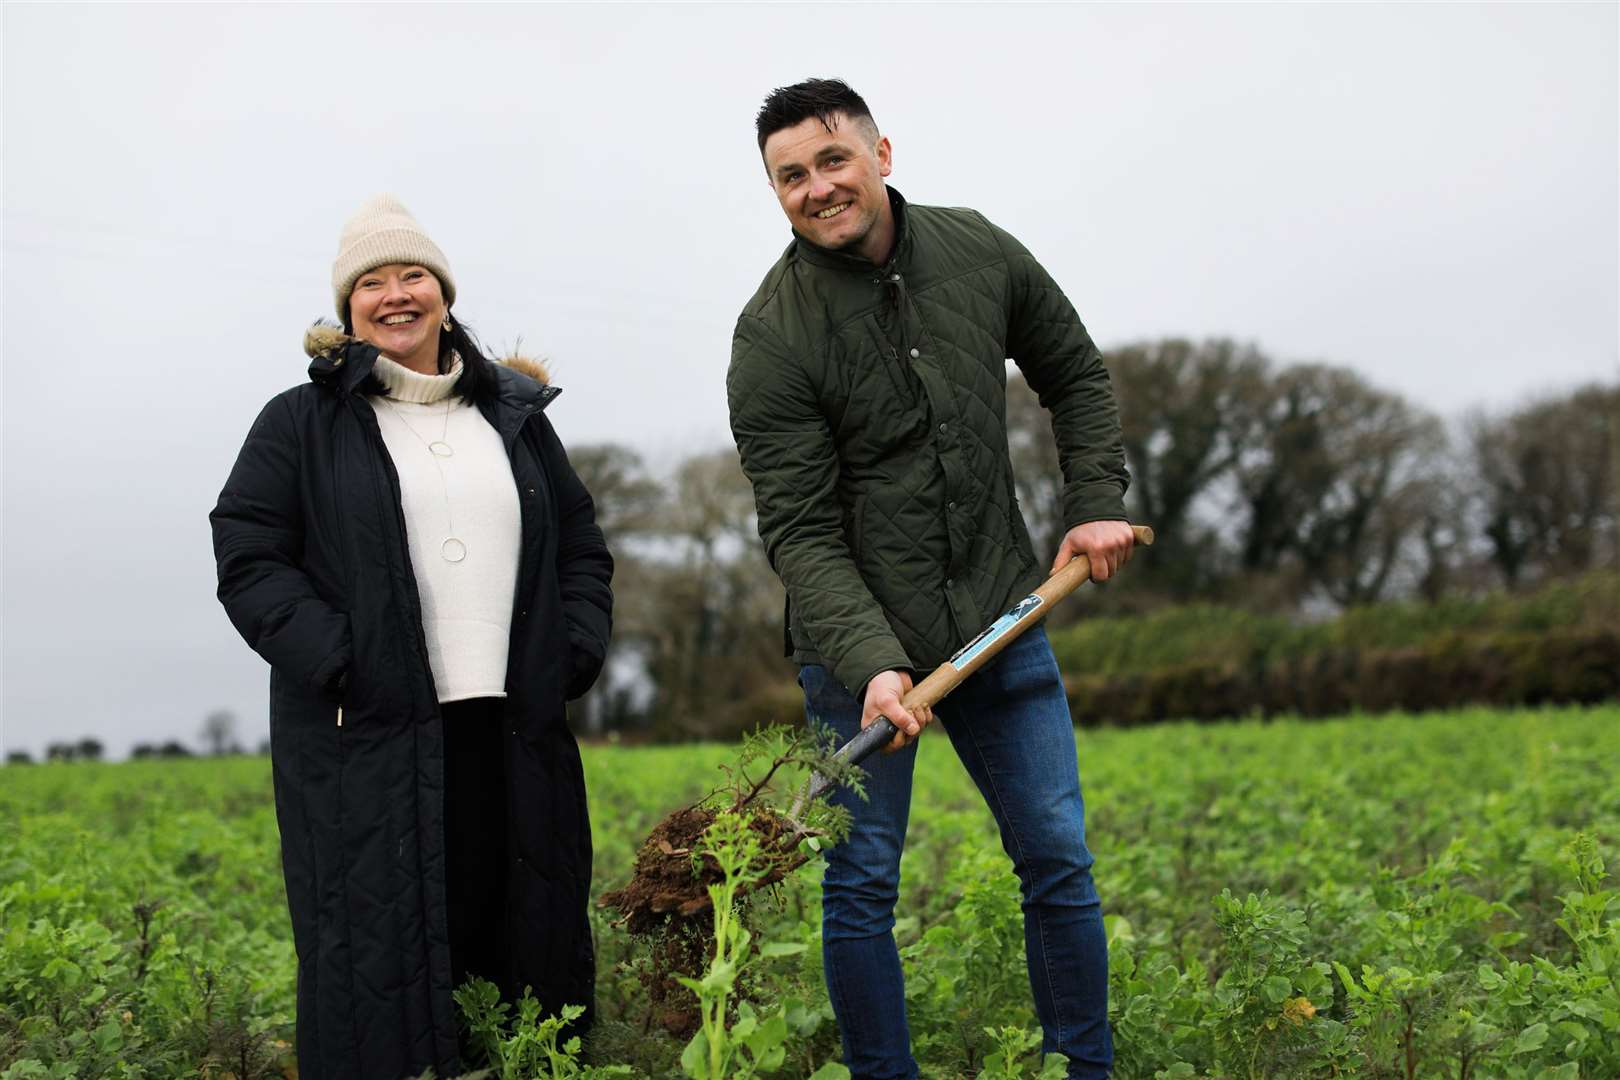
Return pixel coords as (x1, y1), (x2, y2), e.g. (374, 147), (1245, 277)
(454, 979), (631, 1080)
(1466, 832), (1620, 1079)
(901, 825), (1034, 1070)
(1204, 890), (1336, 1079)
(677, 810), (849, 1080)
(973, 1025), (1065, 1080)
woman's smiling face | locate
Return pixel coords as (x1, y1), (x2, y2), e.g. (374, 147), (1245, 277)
(348, 263), (446, 373)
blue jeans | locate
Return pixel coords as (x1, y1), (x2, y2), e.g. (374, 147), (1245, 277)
(799, 626), (1112, 1080)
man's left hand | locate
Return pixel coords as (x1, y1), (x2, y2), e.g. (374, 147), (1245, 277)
(1051, 520), (1136, 582)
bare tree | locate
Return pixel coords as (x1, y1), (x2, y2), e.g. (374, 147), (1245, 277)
(1008, 339), (1271, 604)
(200, 709), (236, 757)
(565, 443), (667, 734)
(1407, 440), (1484, 602)
(1470, 383), (1618, 588)
(1230, 364), (1447, 608)
(567, 442), (666, 541)
(1005, 370), (1066, 564)
(635, 449), (786, 738)
(1107, 339), (1272, 600)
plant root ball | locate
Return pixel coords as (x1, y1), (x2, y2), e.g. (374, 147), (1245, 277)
(600, 803), (809, 1038)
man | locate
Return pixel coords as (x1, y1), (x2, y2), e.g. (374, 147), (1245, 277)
(727, 78), (1133, 1080)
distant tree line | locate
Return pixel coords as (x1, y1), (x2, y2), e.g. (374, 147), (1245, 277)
(569, 338), (1614, 738)
(1011, 340), (1617, 614)
(5, 709), (254, 765)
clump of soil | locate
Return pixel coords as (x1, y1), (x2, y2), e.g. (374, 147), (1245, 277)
(602, 807), (719, 933)
(601, 803), (811, 1036)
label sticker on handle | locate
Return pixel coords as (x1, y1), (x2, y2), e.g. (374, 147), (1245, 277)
(949, 593), (1045, 669)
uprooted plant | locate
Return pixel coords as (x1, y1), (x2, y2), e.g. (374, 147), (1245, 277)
(600, 724), (864, 1039)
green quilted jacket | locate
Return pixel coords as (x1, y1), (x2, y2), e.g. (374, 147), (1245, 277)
(727, 189), (1128, 696)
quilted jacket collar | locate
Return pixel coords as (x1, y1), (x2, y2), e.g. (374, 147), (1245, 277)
(792, 186), (913, 275)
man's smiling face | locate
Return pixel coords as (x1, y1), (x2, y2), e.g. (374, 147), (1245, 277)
(763, 111), (894, 263)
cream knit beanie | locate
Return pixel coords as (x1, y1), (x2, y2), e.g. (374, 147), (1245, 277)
(331, 194), (456, 320)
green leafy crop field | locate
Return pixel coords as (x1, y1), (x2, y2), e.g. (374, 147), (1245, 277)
(3, 706), (1617, 1079)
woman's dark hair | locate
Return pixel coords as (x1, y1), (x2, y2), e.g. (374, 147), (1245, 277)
(342, 304), (497, 404)
(755, 77), (878, 155)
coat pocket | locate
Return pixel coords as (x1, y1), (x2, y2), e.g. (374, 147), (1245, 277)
(847, 492), (869, 564)
(862, 315), (918, 406)
(1003, 469), (1039, 571)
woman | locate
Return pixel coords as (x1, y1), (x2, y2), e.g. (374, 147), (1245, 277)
(210, 195), (613, 1079)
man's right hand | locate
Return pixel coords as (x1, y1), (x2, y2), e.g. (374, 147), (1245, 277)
(862, 670), (933, 753)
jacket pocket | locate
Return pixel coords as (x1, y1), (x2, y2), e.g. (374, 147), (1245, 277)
(1004, 474), (1038, 571)
(862, 315), (918, 406)
(847, 492), (869, 564)
(564, 629), (607, 701)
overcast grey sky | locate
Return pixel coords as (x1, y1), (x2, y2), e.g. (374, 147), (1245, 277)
(3, 3), (1615, 759)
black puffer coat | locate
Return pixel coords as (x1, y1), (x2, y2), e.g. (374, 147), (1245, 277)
(210, 326), (613, 1079)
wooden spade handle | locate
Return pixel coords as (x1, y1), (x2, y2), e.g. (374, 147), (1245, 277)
(817, 524), (1155, 785)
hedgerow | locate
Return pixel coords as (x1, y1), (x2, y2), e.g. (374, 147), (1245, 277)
(1049, 570), (1620, 679)
(1051, 572), (1620, 723)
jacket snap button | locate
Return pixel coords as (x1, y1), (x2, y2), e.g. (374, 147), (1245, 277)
(527, 487), (535, 495)
(910, 348), (920, 359)
(948, 501), (956, 510)
(890, 273), (901, 283)
(946, 578), (954, 588)
(938, 423), (948, 433)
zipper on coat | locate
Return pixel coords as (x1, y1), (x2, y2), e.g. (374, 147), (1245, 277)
(337, 705), (343, 728)
(354, 395), (444, 707)
(503, 403), (548, 650)
(353, 393), (464, 1062)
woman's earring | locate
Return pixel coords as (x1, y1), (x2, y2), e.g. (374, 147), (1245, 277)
(441, 313), (453, 333)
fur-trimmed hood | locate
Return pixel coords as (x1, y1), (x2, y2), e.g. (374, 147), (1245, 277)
(302, 321), (552, 385)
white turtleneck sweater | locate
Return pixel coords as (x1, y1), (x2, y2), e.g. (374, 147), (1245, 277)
(369, 354), (520, 703)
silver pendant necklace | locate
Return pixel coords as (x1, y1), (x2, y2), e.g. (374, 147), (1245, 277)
(382, 397), (466, 563)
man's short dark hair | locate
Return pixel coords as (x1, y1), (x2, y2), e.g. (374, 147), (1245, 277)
(755, 78), (878, 155)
